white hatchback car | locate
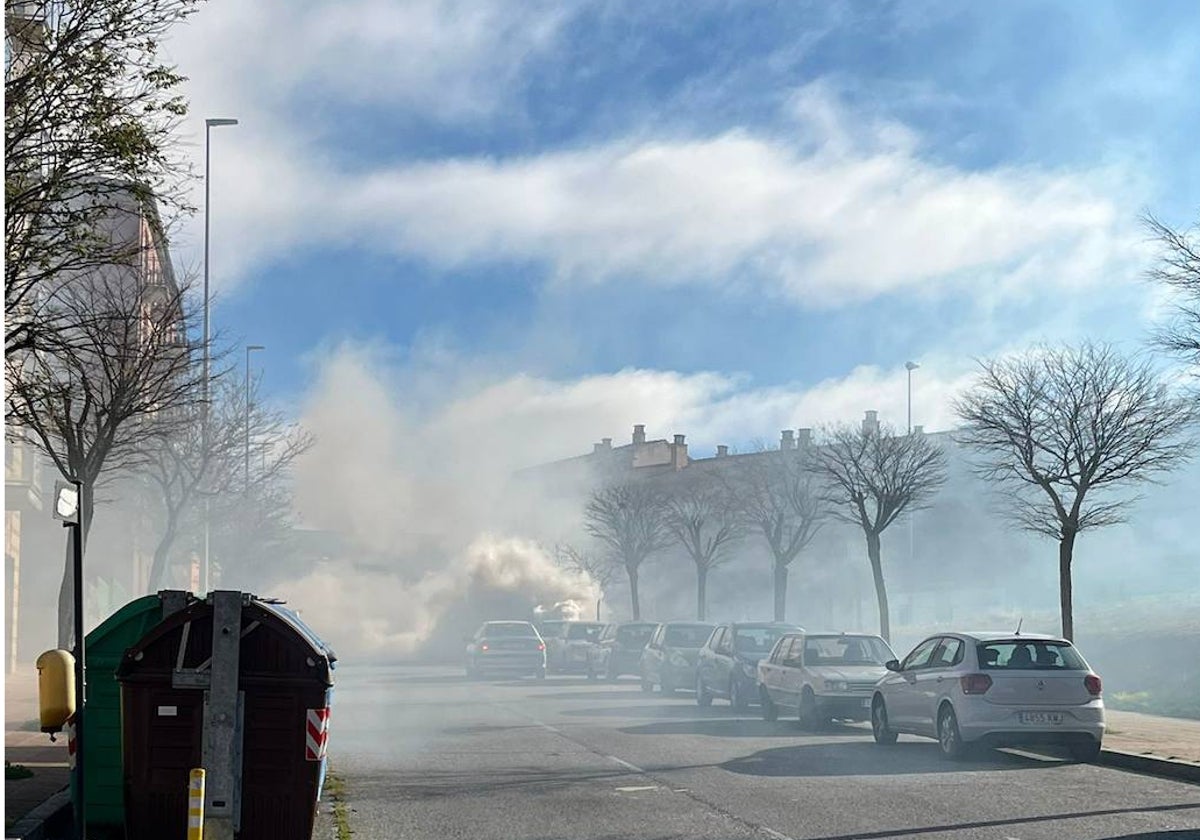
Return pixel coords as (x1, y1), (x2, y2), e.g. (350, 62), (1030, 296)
(871, 632), (1105, 761)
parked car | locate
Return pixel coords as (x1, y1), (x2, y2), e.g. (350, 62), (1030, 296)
(757, 632), (895, 726)
(696, 622), (802, 711)
(587, 621), (658, 681)
(640, 621), (715, 694)
(465, 621), (546, 679)
(545, 621), (606, 673)
(870, 632), (1105, 761)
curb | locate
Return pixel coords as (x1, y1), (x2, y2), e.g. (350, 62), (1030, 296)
(4, 788), (71, 840)
(1101, 749), (1200, 785)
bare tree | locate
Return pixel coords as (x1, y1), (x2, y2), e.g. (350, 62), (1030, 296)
(583, 483), (671, 620)
(5, 258), (203, 646)
(554, 543), (621, 621)
(1145, 213), (1200, 371)
(726, 450), (824, 622)
(140, 372), (314, 590)
(5, 0), (199, 356)
(662, 475), (745, 620)
(954, 342), (1197, 640)
(811, 425), (946, 642)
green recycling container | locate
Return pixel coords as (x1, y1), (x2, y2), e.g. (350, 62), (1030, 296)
(76, 591), (192, 831)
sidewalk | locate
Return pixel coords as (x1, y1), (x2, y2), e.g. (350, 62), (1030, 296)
(1105, 709), (1200, 766)
(4, 668), (69, 832)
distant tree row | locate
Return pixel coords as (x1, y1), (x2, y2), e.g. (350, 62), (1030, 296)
(573, 251), (1199, 641)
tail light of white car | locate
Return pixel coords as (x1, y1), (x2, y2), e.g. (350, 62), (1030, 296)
(1084, 674), (1102, 696)
(960, 673), (993, 695)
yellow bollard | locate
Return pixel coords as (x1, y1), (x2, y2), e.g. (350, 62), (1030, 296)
(35, 649), (75, 734)
(187, 768), (205, 840)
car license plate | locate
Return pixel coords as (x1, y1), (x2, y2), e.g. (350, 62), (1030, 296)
(1019, 711), (1063, 725)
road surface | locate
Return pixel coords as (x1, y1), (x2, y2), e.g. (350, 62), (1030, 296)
(330, 665), (1200, 840)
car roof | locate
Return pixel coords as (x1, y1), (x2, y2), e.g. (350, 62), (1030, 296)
(960, 631), (1069, 643)
(485, 620), (534, 626)
(797, 631), (885, 639)
(618, 621), (658, 627)
(728, 621), (802, 630)
(663, 621), (715, 627)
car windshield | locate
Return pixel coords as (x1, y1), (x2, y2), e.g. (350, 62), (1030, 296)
(617, 625), (655, 646)
(484, 624), (538, 638)
(664, 625), (714, 647)
(733, 626), (792, 654)
(566, 623), (604, 641)
(539, 622), (566, 638)
(978, 640), (1088, 670)
(803, 635), (894, 665)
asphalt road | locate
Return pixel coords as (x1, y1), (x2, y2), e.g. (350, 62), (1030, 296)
(330, 664), (1200, 840)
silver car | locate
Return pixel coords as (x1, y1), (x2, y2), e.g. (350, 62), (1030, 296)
(871, 632), (1105, 761)
(757, 632), (894, 727)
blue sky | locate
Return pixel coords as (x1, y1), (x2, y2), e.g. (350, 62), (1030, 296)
(166, 0), (1199, 456)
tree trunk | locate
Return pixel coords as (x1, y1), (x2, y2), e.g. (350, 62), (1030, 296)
(696, 565), (708, 620)
(773, 563), (788, 622)
(148, 516), (179, 592)
(627, 565), (640, 620)
(867, 530), (890, 643)
(1059, 529), (1076, 641)
(57, 481), (94, 649)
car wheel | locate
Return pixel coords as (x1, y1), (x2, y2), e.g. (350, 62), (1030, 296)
(730, 678), (750, 712)
(696, 674), (713, 707)
(937, 704), (969, 760)
(1068, 737), (1102, 763)
(799, 688), (823, 730)
(871, 697), (898, 745)
(761, 687), (778, 722)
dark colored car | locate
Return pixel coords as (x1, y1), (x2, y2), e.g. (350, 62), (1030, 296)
(587, 621), (658, 681)
(465, 621), (546, 679)
(640, 621), (715, 695)
(696, 621), (803, 710)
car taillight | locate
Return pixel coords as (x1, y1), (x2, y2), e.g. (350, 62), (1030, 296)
(1084, 674), (1102, 696)
(536, 643), (545, 651)
(480, 643), (489, 651)
(960, 673), (993, 695)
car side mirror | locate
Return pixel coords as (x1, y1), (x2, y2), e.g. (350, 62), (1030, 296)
(885, 659), (901, 672)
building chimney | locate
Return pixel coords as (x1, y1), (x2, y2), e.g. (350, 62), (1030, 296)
(716, 445), (729, 458)
(913, 425), (924, 435)
(797, 428), (812, 448)
(780, 429), (796, 450)
(601, 437), (612, 449)
(632, 424), (646, 445)
(592, 442), (603, 454)
(863, 410), (880, 435)
(670, 434), (688, 470)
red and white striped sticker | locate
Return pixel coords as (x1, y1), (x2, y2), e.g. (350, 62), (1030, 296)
(305, 708), (329, 761)
(67, 716), (77, 770)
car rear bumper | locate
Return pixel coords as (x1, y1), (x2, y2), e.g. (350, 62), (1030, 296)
(958, 701), (1105, 744)
(476, 653), (545, 673)
(816, 693), (874, 720)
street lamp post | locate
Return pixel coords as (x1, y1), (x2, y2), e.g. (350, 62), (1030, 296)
(905, 360), (920, 434)
(202, 117), (238, 594)
(53, 481), (84, 840)
(244, 345), (265, 494)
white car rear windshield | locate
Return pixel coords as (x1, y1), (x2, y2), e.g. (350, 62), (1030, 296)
(803, 635), (893, 665)
(485, 624), (538, 638)
(977, 640), (1087, 670)
(664, 625), (714, 647)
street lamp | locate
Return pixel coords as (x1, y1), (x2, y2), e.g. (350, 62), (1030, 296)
(905, 361), (920, 434)
(202, 117), (238, 594)
(52, 479), (85, 840)
(245, 345), (265, 494)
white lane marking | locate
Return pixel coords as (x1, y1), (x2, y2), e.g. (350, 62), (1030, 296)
(761, 828), (797, 840)
(614, 785), (658, 792)
(605, 754), (646, 774)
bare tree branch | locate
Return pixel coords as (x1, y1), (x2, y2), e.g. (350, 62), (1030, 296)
(583, 483), (671, 620)
(1144, 212), (1200, 370)
(954, 341), (1198, 639)
(661, 474), (746, 619)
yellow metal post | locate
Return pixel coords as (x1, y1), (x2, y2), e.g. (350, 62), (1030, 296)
(188, 768), (206, 840)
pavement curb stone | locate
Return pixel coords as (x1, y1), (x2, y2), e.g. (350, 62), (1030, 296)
(4, 787), (71, 840)
(1100, 748), (1200, 785)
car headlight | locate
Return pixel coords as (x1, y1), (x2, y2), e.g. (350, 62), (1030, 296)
(823, 679), (848, 692)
